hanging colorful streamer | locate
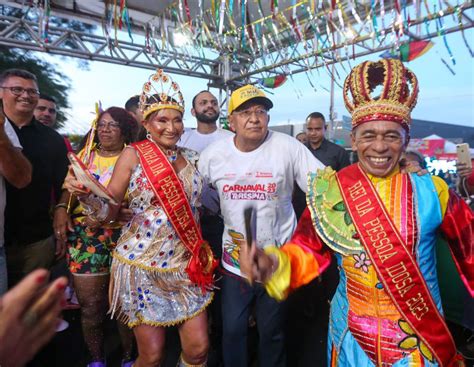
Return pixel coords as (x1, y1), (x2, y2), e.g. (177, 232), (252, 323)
(42, 0), (51, 43)
(240, 0), (247, 49)
(434, 3), (455, 65)
(81, 102), (103, 166)
(246, 5), (257, 50)
(103, 0), (114, 52)
(183, 0), (192, 28)
(145, 23), (151, 52)
(393, 0), (404, 37)
(380, 0), (386, 36)
(120, 1), (133, 42)
(256, 0), (265, 18)
(118, 0), (125, 29)
(438, 53), (456, 75)
(113, 0), (119, 45)
(388, 8), (400, 51)
(289, 0), (302, 42)
(304, 69), (318, 93)
(35, 0), (50, 43)
(335, 1), (352, 70)
(456, 5), (473, 57)
(370, 0), (380, 40)
(176, 0), (185, 24)
(210, 0), (216, 21)
(424, 15), (454, 75)
(218, 0), (226, 34)
(271, 0), (279, 18)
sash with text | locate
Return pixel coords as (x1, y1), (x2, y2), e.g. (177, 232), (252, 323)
(134, 140), (216, 290)
(336, 164), (458, 366)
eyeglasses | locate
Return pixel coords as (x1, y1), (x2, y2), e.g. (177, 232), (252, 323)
(233, 108), (268, 119)
(97, 120), (121, 130)
(0, 86), (40, 97)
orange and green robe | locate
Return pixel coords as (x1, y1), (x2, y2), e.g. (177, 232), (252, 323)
(265, 166), (473, 367)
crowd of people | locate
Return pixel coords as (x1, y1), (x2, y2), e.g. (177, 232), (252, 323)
(0, 58), (472, 367)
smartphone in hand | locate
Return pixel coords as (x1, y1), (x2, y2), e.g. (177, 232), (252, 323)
(456, 143), (472, 169)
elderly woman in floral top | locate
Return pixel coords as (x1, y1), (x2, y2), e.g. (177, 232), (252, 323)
(56, 107), (137, 367)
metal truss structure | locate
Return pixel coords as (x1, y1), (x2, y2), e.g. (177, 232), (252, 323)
(0, 0), (473, 90)
(0, 11), (221, 80)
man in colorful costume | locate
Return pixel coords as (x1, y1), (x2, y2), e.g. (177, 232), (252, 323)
(240, 59), (473, 367)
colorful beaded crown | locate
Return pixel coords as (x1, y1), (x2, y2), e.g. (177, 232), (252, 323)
(343, 59), (419, 130)
(139, 69), (185, 119)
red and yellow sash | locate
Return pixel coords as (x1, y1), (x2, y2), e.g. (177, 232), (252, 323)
(133, 140), (217, 291)
(336, 164), (459, 366)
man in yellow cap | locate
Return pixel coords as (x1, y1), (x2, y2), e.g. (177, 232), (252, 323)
(239, 59), (473, 366)
(199, 84), (325, 367)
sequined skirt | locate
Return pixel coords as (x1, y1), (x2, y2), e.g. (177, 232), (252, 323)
(109, 255), (213, 328)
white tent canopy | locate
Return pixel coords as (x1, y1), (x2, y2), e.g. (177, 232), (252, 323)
(422, 134), (474, 157)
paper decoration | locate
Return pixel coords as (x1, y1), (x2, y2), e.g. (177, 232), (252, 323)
(257, 74), (287, 88)
(380, 40), (434, 61)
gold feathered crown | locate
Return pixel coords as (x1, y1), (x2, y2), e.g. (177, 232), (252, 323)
(139, 69), (185, 119)
(343, 59), (419, 129)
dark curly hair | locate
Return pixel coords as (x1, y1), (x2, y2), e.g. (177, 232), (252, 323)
(77, 107), (139, 152)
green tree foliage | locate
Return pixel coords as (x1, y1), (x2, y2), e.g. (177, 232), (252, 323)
(67, 134), (85, 152)
(0, 46), (70, 129)
(0, 4), (95, 130)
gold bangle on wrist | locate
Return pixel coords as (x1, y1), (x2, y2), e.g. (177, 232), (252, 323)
(54, 203), (68, 210)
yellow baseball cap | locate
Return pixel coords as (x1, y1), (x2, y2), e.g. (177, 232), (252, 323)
(228, 84), (273, 115)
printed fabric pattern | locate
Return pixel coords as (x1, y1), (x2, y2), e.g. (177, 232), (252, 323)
(66, 148), (122, 274)
(307, 170), (445, 367)
(67, 226), (121, 274)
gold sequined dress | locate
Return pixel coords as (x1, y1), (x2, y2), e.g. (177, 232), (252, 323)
(109, 148), (213, 327)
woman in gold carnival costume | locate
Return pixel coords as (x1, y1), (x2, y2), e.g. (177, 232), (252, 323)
(56, 106), (137, 367)
(64, 70), (216, 367)
(240, 59), (473, 367)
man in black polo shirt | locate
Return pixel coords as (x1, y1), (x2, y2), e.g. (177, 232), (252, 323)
(0, 69), (68, 287)
(288, 112), (350, 367)
(293, 112), (351, 219)
(305, 112), (350, 170)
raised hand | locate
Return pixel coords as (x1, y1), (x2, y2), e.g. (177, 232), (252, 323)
(456, 162), (472, 179)
(0, 269), (68, 367)
(400, 158), (428, 176)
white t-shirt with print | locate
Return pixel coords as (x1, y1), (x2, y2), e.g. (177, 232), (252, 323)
(198, 130), (325, 277)
(0, 120), (22, 248)
(179, 128), (234, 153)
